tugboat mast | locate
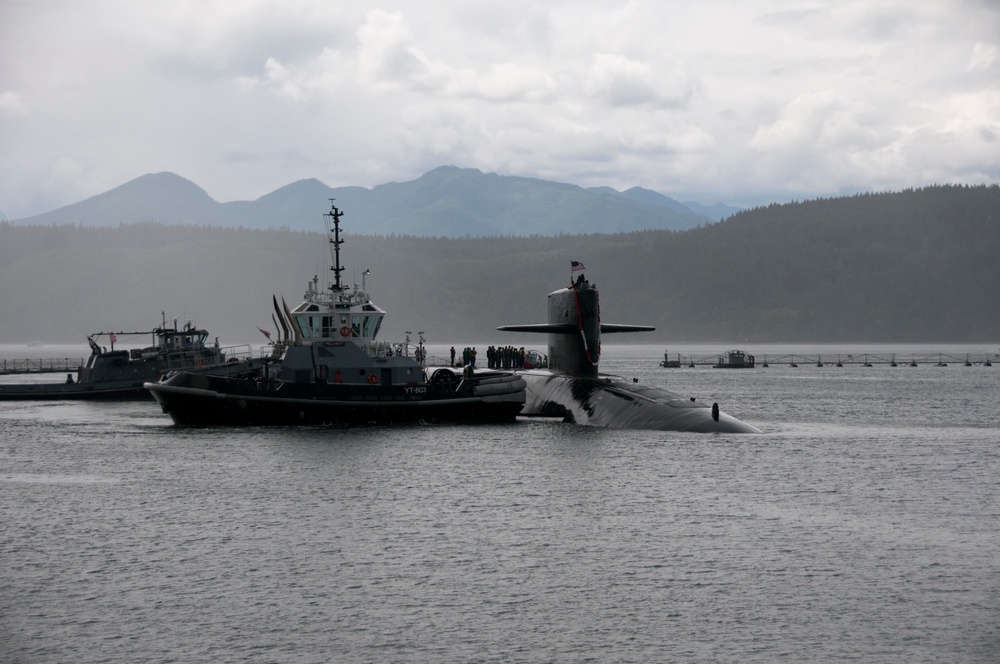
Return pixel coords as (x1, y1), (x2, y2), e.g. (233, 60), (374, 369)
(325, 200), (345, 292)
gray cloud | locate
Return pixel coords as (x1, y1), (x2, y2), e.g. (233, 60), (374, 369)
(1, 0), (997, 218)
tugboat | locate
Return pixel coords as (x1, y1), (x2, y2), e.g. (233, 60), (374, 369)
(0, 316), (262, 400)
(146, 202), (526, 426)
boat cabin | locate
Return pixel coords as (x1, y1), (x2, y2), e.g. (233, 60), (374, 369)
(270, 204), (427, 388)
(290, 278), (385, 345)
(714, 350), (755, 369)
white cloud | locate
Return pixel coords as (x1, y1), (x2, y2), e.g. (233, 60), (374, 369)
(1, 0), (998, 217)
(0, 91), (31, 116)
(451, 62), (557, 102)
(584, 53), (694, 108)
(750, 90), (884, 152)
(355, 9), (431, 88)
(967, 42), (999, 71)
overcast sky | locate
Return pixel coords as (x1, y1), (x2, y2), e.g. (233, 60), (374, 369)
(2, 0), (998, 219)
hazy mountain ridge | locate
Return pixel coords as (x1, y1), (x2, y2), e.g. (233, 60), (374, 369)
(1, 184), (996, 345)
(9, 166), (717, 236)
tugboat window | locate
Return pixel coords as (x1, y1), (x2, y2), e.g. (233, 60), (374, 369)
(295, 318), (307, 338)
(352, 315), (361, 337)
(363, 316), (377, 338)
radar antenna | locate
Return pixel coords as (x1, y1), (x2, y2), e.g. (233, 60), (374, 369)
(325, 200), (345, 292)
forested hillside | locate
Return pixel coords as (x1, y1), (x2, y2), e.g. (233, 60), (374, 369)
(642, 184), (1000, 340)
(1, 184), (996, 345)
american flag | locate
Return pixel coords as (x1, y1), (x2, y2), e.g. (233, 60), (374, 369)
(571, 260), (586, 272)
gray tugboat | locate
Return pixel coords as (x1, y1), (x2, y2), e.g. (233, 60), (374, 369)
(0, 317), (262, 401)
(146, 202), (526, 426)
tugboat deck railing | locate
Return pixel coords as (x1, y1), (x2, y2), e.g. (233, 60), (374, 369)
(161, 343), (259, 370)
(1, 358), (87, 375)
(2, 344), (268, 375)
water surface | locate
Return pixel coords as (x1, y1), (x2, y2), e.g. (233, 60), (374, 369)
(1, 345), (997, 662)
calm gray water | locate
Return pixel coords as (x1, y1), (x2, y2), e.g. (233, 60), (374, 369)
(1, 344), (998, 663)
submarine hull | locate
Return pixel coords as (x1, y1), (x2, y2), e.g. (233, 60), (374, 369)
(519, 370), (761, 433)
(499, 273), (760, 433)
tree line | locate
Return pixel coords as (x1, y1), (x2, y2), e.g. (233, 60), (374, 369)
(1, 184), (997, 345)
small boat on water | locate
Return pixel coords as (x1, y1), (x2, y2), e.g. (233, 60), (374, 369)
(0, 317), (263, 400)
(713, 350), (755, 369)
(146, 202), (526, 426)
(660, 351), (682, 368)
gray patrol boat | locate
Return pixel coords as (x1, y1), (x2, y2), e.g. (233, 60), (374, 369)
(0, 317), (262, 401)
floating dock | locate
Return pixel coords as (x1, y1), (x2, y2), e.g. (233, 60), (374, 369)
(660, 352), (995, 368)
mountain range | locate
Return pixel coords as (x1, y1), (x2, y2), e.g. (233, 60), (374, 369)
(8, 166), (739, 236)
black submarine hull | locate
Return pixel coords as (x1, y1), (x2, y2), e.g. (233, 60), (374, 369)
(499, 272), (759, 433)
(518, 370), (761, 433)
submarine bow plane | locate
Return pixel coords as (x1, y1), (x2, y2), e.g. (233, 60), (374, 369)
(498, 269), (760, 433)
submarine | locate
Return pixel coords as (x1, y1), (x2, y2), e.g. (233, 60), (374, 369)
(498, 270), (761, 433)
